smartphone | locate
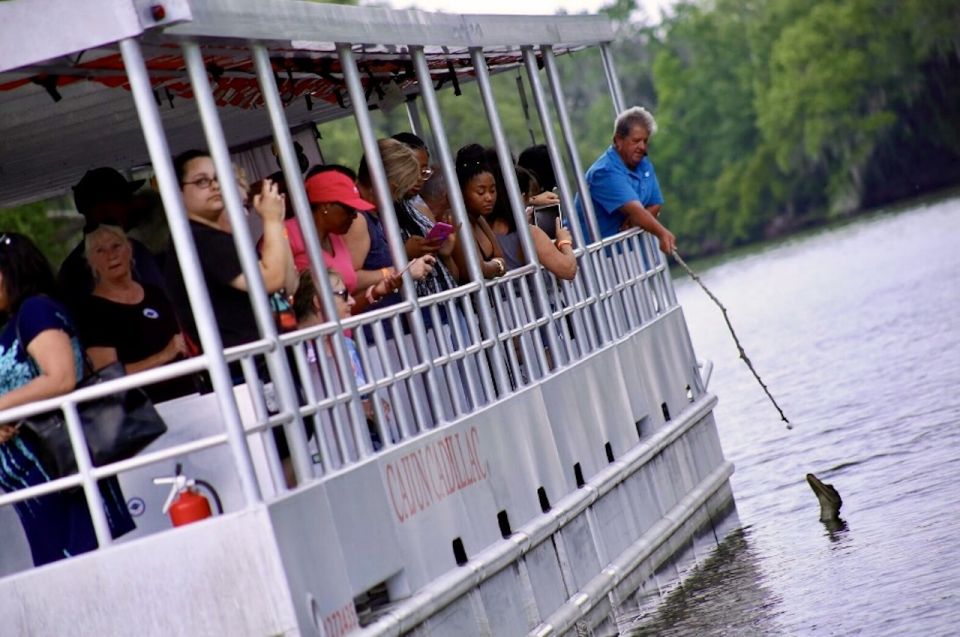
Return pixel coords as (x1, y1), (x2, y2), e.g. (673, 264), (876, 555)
(425, 221), (454, 243)
(533, 205), (561, 240)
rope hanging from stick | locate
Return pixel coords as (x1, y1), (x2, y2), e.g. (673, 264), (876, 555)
(671, 249), (793, 430)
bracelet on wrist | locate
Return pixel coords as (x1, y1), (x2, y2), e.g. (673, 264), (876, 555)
(556, 239), (573, 250)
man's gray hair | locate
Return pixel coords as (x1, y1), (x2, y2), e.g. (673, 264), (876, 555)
(419, 167), (447, 202)
(614, 106), (657, 139)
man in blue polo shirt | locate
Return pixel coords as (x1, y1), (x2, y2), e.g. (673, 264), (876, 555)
(576, 106), (676, 255)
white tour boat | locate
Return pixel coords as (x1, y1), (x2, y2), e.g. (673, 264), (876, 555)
(0, 1), (738, 635)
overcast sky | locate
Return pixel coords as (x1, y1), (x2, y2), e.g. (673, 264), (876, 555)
(366, 0), (669, 23)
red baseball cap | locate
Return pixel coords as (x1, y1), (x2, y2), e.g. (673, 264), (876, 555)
(305, 171), (375, 211)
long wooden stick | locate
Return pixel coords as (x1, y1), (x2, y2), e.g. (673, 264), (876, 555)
(672, 249), (793, 429)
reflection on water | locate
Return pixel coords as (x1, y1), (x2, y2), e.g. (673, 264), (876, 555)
(624, 196), (960, 636)
(626, 528), (780, 636)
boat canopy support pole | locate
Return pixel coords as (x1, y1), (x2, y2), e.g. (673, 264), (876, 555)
(182, 41), (313, 486)
(522, 47), (610, 347)
(470, 47), (560, 369)
(600, 43), (625, 115)
(541, 45), (622, 342)
(410, 46), (506, 397)
(518, 48), (588, 363)
(338, 43), (445, 429)
(62, 401), (111, 546)
(120, 38), (262, 505)
(404, 98), (430, 152)
(250, 44), (369, 461)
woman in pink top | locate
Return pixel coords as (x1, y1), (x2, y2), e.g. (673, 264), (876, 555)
(285, 169), (377, 297)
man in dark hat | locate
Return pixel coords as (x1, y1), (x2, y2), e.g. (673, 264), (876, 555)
(57, 167), (166, 312)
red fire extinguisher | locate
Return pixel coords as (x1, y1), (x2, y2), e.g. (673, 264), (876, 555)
(154, 463), (223, 527)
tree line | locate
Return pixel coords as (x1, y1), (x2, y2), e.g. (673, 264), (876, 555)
(3, 0), (958, 262)
(318, 0), (959, 256)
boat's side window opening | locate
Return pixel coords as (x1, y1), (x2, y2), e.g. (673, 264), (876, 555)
(574, 462), (586, 488)
(661, 402), (672, 422)
(538, 487), (552, 513)
(605, 442), (616, 463)
(497, 509), (513, 538)
(452, 537), (469, 566)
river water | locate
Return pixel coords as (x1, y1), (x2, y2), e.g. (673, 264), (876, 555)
(625, 195), (960, 636)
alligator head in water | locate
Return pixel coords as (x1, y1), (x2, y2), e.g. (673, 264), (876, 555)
(806, 473), (842, 522)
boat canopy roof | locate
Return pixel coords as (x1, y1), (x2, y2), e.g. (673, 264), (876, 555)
(0, 0), (616, 207)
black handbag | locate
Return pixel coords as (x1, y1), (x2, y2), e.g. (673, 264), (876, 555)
(15, 321), (168, 479)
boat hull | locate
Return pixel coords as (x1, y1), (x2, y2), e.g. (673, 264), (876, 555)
(0, 307), (737, 636)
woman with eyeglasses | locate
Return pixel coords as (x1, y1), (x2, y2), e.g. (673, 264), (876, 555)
(163, 149), (296, 350)
(0, 232), (134, 566)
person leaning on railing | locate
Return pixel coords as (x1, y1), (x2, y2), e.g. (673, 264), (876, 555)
(574, 106), (676, 255)
(484, 164), (577, 281)
(0, 232), (135, 567)
(452, 144), (508, 282)
(344, 139), (437, 311)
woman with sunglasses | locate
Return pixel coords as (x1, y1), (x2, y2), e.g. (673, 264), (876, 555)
(0, 232), (134, 566)
(293, 269), (397, 457)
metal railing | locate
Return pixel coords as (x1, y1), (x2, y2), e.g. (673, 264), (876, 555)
(0, 33), (686, 563)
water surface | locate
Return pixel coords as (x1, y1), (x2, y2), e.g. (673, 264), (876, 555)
(627, 196), (960, 636)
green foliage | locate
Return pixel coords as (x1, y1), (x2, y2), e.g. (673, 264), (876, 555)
(634, 0), (960, 253)
(0, 202), (77, 268)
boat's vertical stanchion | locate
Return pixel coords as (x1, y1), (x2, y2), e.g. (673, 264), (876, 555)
(404, 98), (430, 151)
(597, 43), (658, 332)
(541, 45), (624, 341)
(599, 43), (626, 115)
(470, 47), (560, 372)
(250, 44), (370, 459)
(520, 47), (601, 358)
(599, 43), (679, 312)
(337, 44), (444, 429)
(410, 45), (508, 398)
(118, 38), (262, 505)
(62, 401), (112, 547)
(181, 41), (313, 486)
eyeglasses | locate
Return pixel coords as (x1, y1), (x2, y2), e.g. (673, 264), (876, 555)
(332, 288), (350, 301)
(182, 175), (219, 189)
(0, 233), (12, 247)
(420, 167), (434, 178)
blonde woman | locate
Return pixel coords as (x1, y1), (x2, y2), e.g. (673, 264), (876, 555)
(76, 225), (194, 402)
(344, 138), (436, 311)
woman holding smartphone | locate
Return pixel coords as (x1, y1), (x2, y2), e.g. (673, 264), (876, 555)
(391, 133), (460, 290)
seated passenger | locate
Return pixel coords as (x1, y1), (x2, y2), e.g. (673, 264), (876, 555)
(58, 167), (166, 313)
(344, 139), (438, 310)
(452, 144), (507, 281)
(419, 167), (452, 224)
(75, 225), (195, 403)
(517, 164), (560, 209)
(163, 150), (294, 350)
(391, 133), (460, 290)
(489, 167), (577, 281)
(0, 232), (134, 567)
(518, 144), (560, 196)
(283, 168), (367, 287)
(293, 269), (395, 451)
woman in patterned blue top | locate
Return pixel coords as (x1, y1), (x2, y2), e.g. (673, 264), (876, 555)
(0, 232), (134, 567)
